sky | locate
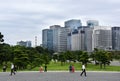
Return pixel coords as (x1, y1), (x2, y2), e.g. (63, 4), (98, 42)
(0, 0), (120, 46)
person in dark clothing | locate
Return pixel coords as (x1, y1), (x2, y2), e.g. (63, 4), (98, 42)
(3, 65), (7, 72)
(14, 65), (17, 73)
(69, 65), (72, 72)
(44, 65), (47, 72)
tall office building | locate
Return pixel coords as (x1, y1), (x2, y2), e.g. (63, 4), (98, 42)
(70, 27), (86, 51)
(65, 19), (82, 51)
(71, 29), (80, 51)
(17, 41), (32, 47)
(65, 19), (82, 33)
(82, 26), (93, 52)
(87, 20), (99, 27)
(50, 25), (68, 52)
(67, 33), (71, 50)
(92, 26), (112, 50)
(67, 26), (92, 51)
(42, 25), (68, 52)
(42, 29), (53, 50)
(112, 27), (120, 50)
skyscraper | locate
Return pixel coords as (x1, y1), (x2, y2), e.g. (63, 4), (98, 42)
(70, 27), (86, 51)
(87, 20), (99, 27)
(50, 25), (68, 52)
(93, 26), (112, 50)
(42, 25), (68, 52)
(42, 29), (53, 50)
(65, 19), (82, 32)
(65, 19), (82, 51)
(67, 33), (71, 50)
(71, 29), (80, 51)
(112, 27), (120, 50)
(82, 26), (93, 52)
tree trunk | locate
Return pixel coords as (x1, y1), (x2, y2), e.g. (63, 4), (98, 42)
(100, 63), (102, 69)
(104, 63), (106, 69)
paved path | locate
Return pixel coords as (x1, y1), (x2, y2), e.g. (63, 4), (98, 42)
(0, 71), (120, 81)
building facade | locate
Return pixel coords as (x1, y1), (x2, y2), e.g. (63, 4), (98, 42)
(17, 41), (32, 47)
(42, 25), (68, 52)
(42, 19), (120, 52)
(82, 26), (93, 52)
(92, 26), (112, 50)
(65, 19), (82, 51)
(112, 27), (120, 50)
(65, 19), (82, 33)
(87, 20), (99, 27)
(50, 25), (68, 52)
(42, 29), (53, 50)
(71, 29), (80, 51)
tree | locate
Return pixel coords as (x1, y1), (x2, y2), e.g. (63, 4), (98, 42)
(58, 52), (66, 66)
(52, 54), (58, 63)
(0, 43), (12, 65)
(111, 51), (120, 61)
(13, 49), (29, 69)
(42, 53), (50, 65)
(0, 32), (4, 65)
(78, 51), (89, 65)
(0, 32), (4, 43)
(64, 51), (76, 62)
(92, 49), (113, 69)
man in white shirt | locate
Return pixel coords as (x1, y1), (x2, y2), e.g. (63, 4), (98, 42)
(80, 64), (87, 77)
(10, 63), (15, 76)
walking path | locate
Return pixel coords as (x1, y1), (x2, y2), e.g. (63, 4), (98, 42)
(0, 71), (120, 81)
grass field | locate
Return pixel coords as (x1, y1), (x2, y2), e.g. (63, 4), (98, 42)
(32, 62), (120, 71)
(0, 62), (120, 72)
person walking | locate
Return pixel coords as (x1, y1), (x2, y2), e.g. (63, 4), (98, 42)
(3, 65), (7, 72)
(72, 65), (75, 73)
(69, 64), (72, 72)
(80, 64), (87, 77)
(44, 65), (47, 72)
(14, 65), (17, 73)
(10, 63), (15, 76)
(39, 66), (43, 72)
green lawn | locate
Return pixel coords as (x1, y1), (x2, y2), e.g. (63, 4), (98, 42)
(32, 62), (120, 71)
(1, 62), (120, 72)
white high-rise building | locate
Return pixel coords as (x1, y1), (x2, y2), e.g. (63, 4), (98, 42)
(70, 27), (85, 51)
(50, 25), (68, 52)
(71, 29), (80, 51)
(92, 26), (112, 50)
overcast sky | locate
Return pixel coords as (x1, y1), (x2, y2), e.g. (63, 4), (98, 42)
(0, 0), (120, 46)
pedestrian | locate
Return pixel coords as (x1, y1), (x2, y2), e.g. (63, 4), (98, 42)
(14, 65), (17, 73)
(72, 65), (75, 73)
(39, 66), (43, 72)
(80, 64), (87, 77)
(69, 64), (72, 72)
(10, 63), (15, 76)
(3, 65), (7, 72)
(44, 64), (47, 72)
